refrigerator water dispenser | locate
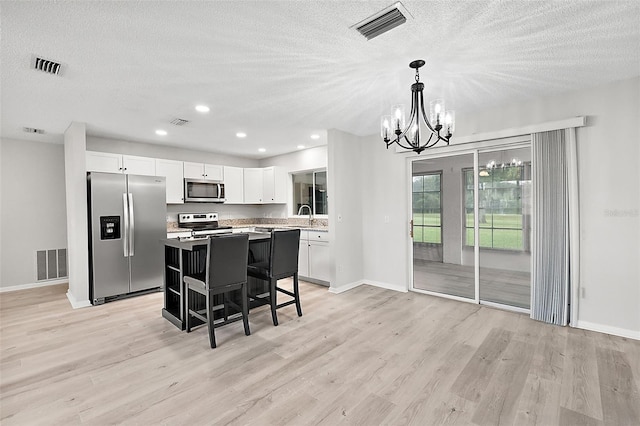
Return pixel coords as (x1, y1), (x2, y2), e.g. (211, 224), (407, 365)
(100, 216), (121, 240)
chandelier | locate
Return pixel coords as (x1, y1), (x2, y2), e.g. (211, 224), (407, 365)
(381, 60), (455, 154)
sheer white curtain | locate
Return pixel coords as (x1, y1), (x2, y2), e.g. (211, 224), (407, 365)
(531, 129), (580, 325)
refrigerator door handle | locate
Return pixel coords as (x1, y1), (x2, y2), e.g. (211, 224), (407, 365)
(128, 193), (135, 257)
(122, 193), (129, 257)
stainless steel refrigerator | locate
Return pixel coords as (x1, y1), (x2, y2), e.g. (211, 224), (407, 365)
(87, 172), (167, 304)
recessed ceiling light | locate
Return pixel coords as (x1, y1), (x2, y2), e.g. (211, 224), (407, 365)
(195, 105), (210, 113)
(297, 145), (305, 149)
(236, 132), (247, 138)
(310, 134), (320, 140)
(258, 148), (266, 153)
(155, 129), (167, 136)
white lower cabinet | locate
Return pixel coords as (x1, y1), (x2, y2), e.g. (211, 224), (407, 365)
(299, 238), (310, 278)
(298, 230), (330, 284)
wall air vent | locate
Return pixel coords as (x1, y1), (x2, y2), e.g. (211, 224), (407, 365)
(352, 2), (412, 40)
(170, 118), (190, 126)
(23, 127), (44, 134)
(36, 248), (67, 281)
(32, 56), (62, 75)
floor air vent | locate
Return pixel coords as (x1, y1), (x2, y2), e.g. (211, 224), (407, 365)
(36, 249), (67, 281)
(32, 56), (62, 75)
(352, 2), (412, 40)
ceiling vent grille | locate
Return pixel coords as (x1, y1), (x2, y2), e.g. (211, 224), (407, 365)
(32, 56), (62, 75)
(352, 2), (412, 40)
(23, 127), (44, 134)
(170, 118), (190, 126)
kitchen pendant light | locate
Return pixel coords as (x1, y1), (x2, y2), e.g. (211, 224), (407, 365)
(381, 60), (455, 154)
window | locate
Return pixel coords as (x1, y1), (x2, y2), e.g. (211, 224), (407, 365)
(412, 172), (442, 244)
(292, 169), (327, 216)
(464, 164), (530, 250)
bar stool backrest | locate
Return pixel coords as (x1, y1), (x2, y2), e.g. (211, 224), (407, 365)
(269, 229), (301, 279)
(206, 233), (249, 289)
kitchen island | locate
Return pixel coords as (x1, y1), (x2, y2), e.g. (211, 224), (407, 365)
(161, 232), (271, 330)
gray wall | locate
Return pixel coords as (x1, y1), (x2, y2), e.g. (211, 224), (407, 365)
(0, 138), (68, 287)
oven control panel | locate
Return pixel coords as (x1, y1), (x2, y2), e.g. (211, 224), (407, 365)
(179, 212), (218, 224)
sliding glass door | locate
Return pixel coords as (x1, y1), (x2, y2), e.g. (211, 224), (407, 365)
(412, 153), (475, 300)
(411, 144), (532, 311)
(477, 148), (532, 309)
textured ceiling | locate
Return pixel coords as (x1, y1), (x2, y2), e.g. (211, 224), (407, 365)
(2, 1), (639, 159)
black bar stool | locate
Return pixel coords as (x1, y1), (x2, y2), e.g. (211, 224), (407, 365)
(247, 229), (302, 326)
(184, 233), (250, 348)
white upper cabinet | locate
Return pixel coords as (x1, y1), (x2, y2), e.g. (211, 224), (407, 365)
(122, 155), (156, 176)
(223, 166), (244, 204)
(205, 164), (223, 181)
(86, 151), (123, 173)
(86, 152), (155, 176)
(243, 168), (264, 203)
(243, 166), (286, 204)
(183, 162), (223, 181)
(155, 159), (184, 204)
(263, 166), (287, 204)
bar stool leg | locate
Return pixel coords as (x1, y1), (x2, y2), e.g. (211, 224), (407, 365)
(206, 291), (216, 348)
(186, 285), (192, 332)
(270, 278), (278, 326)
(241, 283), (250, 336)
(293, 273), (302, 317)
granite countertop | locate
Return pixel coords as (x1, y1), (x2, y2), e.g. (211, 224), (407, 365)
(167, 218), (329, 233)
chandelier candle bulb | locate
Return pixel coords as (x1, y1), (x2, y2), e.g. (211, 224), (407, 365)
(445, 110), (455, 135)
(392, 104), (405, 132)
(381, 116), (392, 139)
(430, 99), (445, 127)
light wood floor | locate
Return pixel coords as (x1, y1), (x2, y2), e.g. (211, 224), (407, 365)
(413, 260), (531, 309)
(1, 282), (639, 425)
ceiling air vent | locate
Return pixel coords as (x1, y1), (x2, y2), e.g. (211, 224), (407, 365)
(352, 2), (412, 40)
(32, 56), (62, 75)
(170, 118), (190, 126)
(23, 127), (44, 134)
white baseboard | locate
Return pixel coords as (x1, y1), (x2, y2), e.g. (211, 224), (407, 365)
(575, 320), (640, 340)
(362, 279), (408, 293)
(0, 279), (68, 293)
(329, 280), (364, 294)
(66, 290), (92, 309)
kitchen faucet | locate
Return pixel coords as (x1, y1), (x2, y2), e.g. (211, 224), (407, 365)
(297, 204), (313, 227)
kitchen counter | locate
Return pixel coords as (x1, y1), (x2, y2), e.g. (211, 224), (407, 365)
(161, 231), (270, 250)
(166, 223), (329, 237)
(231, 224), (329, 232)
(161, 231), (272, 330)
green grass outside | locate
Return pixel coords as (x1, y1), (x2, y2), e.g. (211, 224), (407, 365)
(413, 213), (524, 249)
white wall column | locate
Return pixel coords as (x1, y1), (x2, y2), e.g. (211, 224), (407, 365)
(64, 122), (91, 308)
(327, 129), (364, 292)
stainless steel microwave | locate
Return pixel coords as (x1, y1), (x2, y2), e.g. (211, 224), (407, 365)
(184, 179), (225, 203)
